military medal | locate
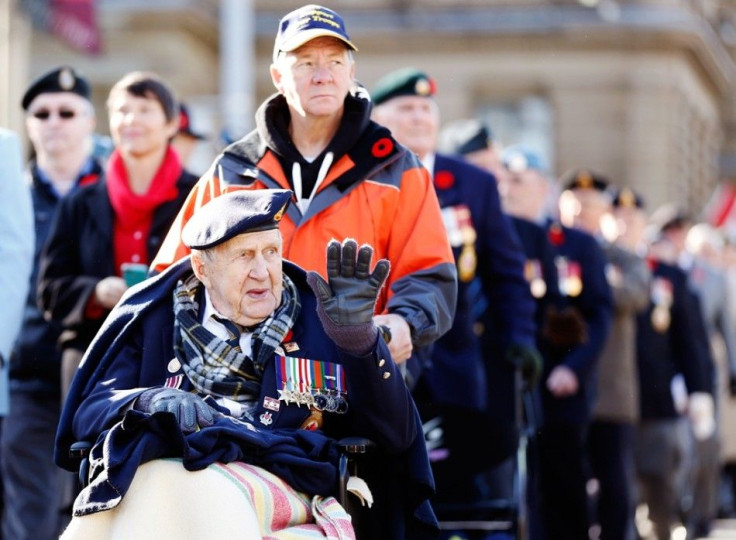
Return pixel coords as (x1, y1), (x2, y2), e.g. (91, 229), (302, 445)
(164, 374), (183, 389)
(275, 356), (348, 414)
(441, 205), (478, 282)
(556, 256), (583, 297)
(263, 396), (280, 412)
(525, 259), (547, 298)
(650, 277), (673, 333)
(651, 305), (671, 333)
(458, 244), (477, 283)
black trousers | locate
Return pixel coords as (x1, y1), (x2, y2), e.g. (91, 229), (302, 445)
(588, 420), (636, 540)
(538, 421), (591, 540)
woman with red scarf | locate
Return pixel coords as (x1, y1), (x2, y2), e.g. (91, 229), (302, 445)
(38, 71), (198, 401)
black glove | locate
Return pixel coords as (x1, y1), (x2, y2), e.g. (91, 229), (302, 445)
(306, 238), (390, 355)
(506, 342), (543, 388)
(135, 387), (216, 433)
(730, 373), (736, 398)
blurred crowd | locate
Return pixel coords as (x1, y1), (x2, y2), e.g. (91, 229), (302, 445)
(4, 5), (736, 539)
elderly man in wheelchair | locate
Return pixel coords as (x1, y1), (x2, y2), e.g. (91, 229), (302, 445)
(54, 189), (437, 539)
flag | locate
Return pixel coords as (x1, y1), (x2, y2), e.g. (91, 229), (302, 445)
(20, 0), (101, 55)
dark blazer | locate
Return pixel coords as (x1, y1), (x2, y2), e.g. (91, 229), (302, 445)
(37, 169), (198, 352)
(55, 258), (437, 539)
(413, 154), (536, 487)
(541, 223), (613, 425)
(419, 154), (535, 411)
(637, 259), (710, 419)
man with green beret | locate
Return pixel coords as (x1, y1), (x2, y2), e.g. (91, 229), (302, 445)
(372, 67), (541, 515)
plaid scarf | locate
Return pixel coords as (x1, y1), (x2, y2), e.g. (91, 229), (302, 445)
(172, 271), (300, 401)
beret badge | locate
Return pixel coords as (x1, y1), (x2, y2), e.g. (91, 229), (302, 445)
(618, 188), (636, 208)
(575, 170), (593, 189)
(58, 68), (76, 91)
(415, 78), (432, 97)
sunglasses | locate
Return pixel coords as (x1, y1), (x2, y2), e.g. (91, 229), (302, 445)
(30, 109), (78, 121)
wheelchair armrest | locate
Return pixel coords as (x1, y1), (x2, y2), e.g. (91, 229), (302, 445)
(336, 437), (376, 456)
(336, 437), (376, 509)
(69, 441), (93, 488)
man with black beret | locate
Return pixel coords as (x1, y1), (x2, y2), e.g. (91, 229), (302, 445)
(1, 65), (103, 540)
(55, 189), (436, 538)
(438, 118), (509, 183)
(558, 168), (650, 540)
(628, 196), (713, 540)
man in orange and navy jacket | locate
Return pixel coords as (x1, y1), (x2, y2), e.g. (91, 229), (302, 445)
(151, 5), (457, 389)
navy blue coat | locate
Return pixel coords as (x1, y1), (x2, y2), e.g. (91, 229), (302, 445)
(55, 257), (437, 539)
(413, 154), (536, 486)
(484, 216), (564, 431)
(541, 223), (613, 425)
(637, 259), (710, 419)
(419, 154), (535, 411)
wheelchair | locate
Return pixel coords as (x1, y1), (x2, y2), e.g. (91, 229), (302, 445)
(423, 370), (538, 540)
(68, 436), (377, 538)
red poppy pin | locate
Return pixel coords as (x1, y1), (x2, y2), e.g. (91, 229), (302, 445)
(548, 223), (565, 246)
(371, 138), (393, 158)
(79, 173), (99, 187)
(434, 171), (454, 189)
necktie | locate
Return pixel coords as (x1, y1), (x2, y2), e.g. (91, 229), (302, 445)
(213, 315), (243, 352)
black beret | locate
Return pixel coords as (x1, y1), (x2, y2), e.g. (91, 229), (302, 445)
(438, 119), (492, 156)
(22, 66), (91, 110)
(182, 190), (292, 250)
(371, 68), (436, 106)
(611, 187), (645, 209)
(559, 168), (610, 192)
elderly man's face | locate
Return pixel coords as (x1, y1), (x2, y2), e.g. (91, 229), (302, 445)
(498, 169), (549, 221)
(559, 188), (611, 234)
(270, 36), (355, 120)
(193, 229), (284, 327)
(25, 92), (95, 159)
(373, 95), (439, 161)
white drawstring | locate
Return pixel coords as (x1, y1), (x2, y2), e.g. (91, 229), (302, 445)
(293, 152), (333, 215)
(292, 162), (303, 207)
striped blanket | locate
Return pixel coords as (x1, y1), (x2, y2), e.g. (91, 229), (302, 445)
(61, 458), (355, 539)
(211, 461), (355, 539)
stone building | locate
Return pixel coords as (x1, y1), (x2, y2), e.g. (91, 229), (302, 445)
(4, 0), (736, 213)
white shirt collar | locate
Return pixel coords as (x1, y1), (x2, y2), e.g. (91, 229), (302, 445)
(420, 152), (436, 177)
(201, 289), (253, 356)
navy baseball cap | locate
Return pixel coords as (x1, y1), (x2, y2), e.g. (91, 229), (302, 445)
(182, 190), (292, 250)
(22, 66), (91, 110)
(273, 4), (357, 62)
